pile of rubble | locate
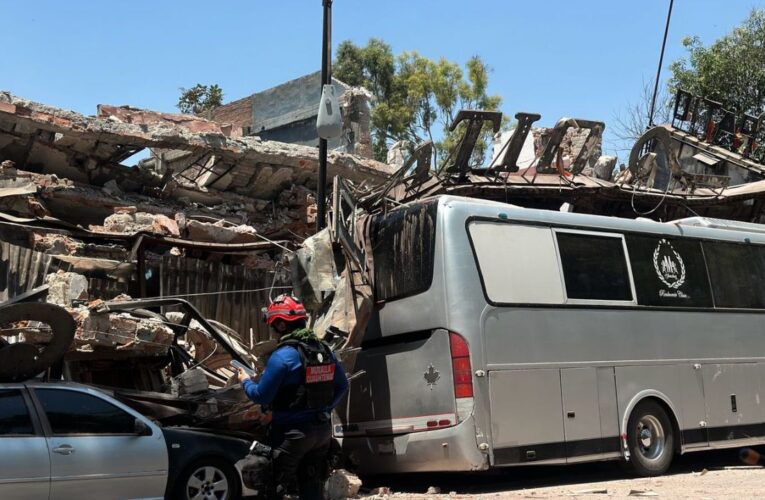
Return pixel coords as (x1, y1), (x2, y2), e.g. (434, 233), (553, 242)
(39, 270), (171, 354)
(0, 91), (391, 341)
(0, 90), (390, 429)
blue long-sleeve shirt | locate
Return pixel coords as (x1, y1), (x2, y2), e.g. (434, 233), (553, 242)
(242, 344), (349, 426)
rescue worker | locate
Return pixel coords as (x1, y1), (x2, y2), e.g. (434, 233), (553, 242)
(238, 294), (349, 499)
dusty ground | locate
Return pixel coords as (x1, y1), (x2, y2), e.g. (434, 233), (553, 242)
(360, 448), (765, 499)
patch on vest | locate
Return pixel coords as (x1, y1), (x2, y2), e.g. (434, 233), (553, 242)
(306, 364), (335, 383)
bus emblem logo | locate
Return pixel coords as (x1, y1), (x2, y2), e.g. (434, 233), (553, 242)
(424, 364), (440, 388)
(653, 239), (686, 289)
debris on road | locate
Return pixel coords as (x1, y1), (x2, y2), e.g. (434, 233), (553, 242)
(326, 469), (363, 499)
(628, 490), (659, 497)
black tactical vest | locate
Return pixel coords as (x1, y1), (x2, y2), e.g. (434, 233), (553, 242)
(270, 338), (336, 412)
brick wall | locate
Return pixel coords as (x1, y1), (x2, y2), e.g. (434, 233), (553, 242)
(208, 96), (252, 137)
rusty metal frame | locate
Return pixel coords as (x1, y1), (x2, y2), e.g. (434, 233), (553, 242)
(535, 118), (605, 175)
(96, 297), (247, 365)
(671, 89), (698, 131)
(490, 112), (541, 173)
(628, 126), (684, 182)
(441, 110), (502, 181)
(173, 150), (216, 185)
(359, 140), (434, 212)
(331, 177), (366, 272)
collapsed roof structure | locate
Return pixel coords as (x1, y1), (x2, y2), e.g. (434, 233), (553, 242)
(308, 89), (765, 351)
(2, 84), (765, 429)
(348, 89), (765, 222)
(0, 90), (390, 427)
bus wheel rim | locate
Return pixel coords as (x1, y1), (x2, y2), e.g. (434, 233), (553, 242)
(636, 414), (665, 461)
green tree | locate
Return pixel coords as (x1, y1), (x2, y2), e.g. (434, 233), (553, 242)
(669, 8), (765, 115)
(334, 39), (502, 166)
(177, 84), (224, 116)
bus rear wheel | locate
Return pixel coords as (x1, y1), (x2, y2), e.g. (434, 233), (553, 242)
(626, 400), (674, 476)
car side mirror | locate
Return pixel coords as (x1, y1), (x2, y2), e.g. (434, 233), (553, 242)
(134, 418), (152, 436)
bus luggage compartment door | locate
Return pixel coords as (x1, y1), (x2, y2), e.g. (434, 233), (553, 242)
(488, 368), (565, 465)
(701, 363), (765, 444)
(560, 367), (620, 461)
(334, 329), (458, 438)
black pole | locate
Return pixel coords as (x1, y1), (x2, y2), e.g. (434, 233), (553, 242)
(317, 0), (332, 232)
(648, 0), (674, 127)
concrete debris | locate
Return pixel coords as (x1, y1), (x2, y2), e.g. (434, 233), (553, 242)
(339, 86), (374, 159)
(425, 486), (441, 494)
(45, 271), (89, 307)
(98, 211), (176, 235)
(77, 310), (173, 353)
(186, 219), (259, 244)
(172, 367), (210, 396)
(193, 398), (220, 419)
(325, 469), (362, 500)
(152, 214), (181, 237)
(98, 104), (233, 137)
(0, 92), (325, 386)
(590, 154), (618, 181)
(102, 179), (123, 196)
(31, 233), (83, 254)
(386, 140), (412, 169)
(367, 487), (392, 496)
(0, 91), (392, 197)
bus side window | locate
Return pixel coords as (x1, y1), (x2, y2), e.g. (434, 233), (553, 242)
(555, 232), (633, 302)
(625, 235), (713, 308)
(703, 241), (765, 309)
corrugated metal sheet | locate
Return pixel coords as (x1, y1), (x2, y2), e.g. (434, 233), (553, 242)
(0, 242), (61, 301)
(87, 277), (130, 301)
(0, 241), (129, 303)
(159, 256), (276, 343)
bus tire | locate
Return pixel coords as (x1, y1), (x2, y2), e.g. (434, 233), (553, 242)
(626, 400), (674, 476)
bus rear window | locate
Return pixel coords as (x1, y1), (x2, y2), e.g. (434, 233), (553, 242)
(371, 200), (438, 301)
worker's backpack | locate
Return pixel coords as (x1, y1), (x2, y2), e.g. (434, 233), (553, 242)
(270, 338), (336, 412)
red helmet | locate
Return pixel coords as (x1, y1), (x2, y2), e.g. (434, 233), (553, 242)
(263, 294), (307, 325)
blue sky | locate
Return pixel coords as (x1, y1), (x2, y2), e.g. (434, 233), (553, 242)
(1, 1), (760, 159)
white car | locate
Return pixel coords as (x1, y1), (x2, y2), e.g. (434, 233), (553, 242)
(0, 382), (251, 500)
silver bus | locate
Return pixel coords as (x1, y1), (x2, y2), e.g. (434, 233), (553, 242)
(335, 195), (765, 477)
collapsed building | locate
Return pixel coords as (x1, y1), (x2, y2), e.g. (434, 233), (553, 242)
(0, 89), (390, 427)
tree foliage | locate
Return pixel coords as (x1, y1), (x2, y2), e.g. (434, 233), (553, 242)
(177, 84), (224, 116)
(613, 80), (672, 152)
(669, 8), (765, 115)
(334, 38), (502, 165)
(615, 9), (765, 154)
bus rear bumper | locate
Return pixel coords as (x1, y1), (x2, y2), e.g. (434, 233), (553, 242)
(338, 416), (488, 474)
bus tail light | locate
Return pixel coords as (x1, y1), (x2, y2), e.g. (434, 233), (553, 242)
(449, 332), (473, 399)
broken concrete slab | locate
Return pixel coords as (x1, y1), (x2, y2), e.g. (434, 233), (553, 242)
(45, 271), (88, 307)
(99, 211), (169, 234)
(172, 367), (210, 396)
(0, 91), (393, 200)
(186, 219), (260, 244)
(98, 104), (233, 137)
